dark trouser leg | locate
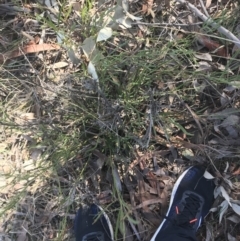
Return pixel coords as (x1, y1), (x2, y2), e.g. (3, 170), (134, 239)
(155, 226), (197, 241)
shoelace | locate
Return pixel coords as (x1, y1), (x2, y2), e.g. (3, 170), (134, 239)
(163, 193), (201, 229)
(175, 193), (201, 227)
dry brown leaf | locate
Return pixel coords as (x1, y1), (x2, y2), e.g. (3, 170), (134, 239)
(142, 4), (148, 14)
(47, 61), (68, 69)
(174, 136), (203, 151)
(123, 176), (145, 240)
(145, 171), (158, 189)
(136, 173), (146, 194)
(142, 0), (153, 15)
(197, 35), (228, 57)
(232, 167), (240, 175)
(127, 151), (153, 173)
(0, 43), (60, 63)
(97, 190), (112, 204)
(135, 169), (151, 212)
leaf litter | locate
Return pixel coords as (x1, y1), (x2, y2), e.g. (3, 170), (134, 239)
(1, 0), (240, 240)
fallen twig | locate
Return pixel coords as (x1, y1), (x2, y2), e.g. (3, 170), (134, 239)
(0, 43), (60, 63)
(176, 0), (240, 49)
(199, 0), (210, 17)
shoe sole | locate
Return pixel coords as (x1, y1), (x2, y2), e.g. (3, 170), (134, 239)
(75, 204), (114, 241)
(150, 166), (198, 241)
(97, 204), (114, 240)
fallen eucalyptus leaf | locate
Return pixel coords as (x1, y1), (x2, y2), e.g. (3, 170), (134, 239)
(88, 61), (98, 80)
(97, 27), (113, 42)
(221, 115), (239, 127)
(82, 36), (96, 60)
(121, 0), (129, 12)
(227, 214), (240, 223)
(220, 92), (230, 106)
(125, 12), (142, 21)
(44, 0), (58, 8)
(205, 222), (214, 241)
(116, 17), (132, 28)
(197, 61), (212, 72)
(68, 48), (81, 65)
(47, 61), (68, 69)
(226, 126), (238, 138)
(229, 81), (240, 88)
(203, 171), (215, 179)
(195, 53), (212, 61)
(111, 5), (125, 23)
(57, 31), (65, 44)
(214, 186), (221, 198)
(231, 203), (240, 215)
(220, 186), (231, 206)
(223, 85), (236, 93)
(205, 0), (212, 8)
(219, 200), (228, 223)
(223, 178), (233, 189)
(232, 24), (240, 54)
(192, 79), (207, 93)
(224, 162), (229, 173)
(207, 108), (240, 120)
(210, 207), (217, 212)
(112, 164), (122, 192)
(227, 233), (237, 241)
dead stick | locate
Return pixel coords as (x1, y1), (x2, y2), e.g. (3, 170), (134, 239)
(198, 0), (209, 17)
(176, 0), (240, 49)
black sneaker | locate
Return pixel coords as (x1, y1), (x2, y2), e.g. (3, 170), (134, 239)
(74, 204), (114, 241)
(150, 165), (215, 241)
